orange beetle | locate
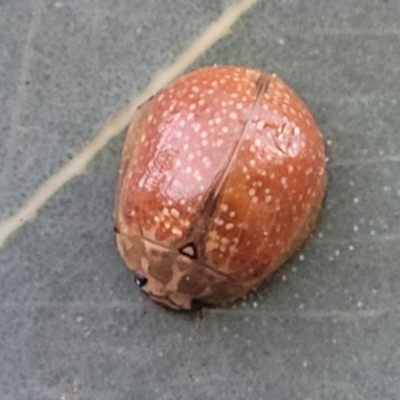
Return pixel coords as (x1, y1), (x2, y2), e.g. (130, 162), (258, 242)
(114, 65), (326, 310)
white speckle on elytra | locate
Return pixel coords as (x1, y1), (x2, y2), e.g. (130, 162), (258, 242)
(249, 188), (256, 196)
(214, 218), (224, 226)
(225, 223), (234, 230)
(265, 195), (272, 203)
(216, 139), (224, 147)
(256, 121), (266, 130)
(172, 227), (182, 236)
(281, 177), (288, 188)
(193, 123), (200, 132)
(186, 166), (192, 174)
(249, 159), (256, 167)
(188, 153), (194, 160)
(202, 140), (208, 146)
(202, 156), (211, 168)
(229, 112), (238, 120)
(183, 144), (189, 151)
(221, 203), (228, 212)
(215, 117), (222, 124)
(222, 126), (229, 133)
(200, 131), (207, 139)
(171, 208), (180, 218)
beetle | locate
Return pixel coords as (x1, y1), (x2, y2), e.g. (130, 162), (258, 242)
(114, 65), (326, 310)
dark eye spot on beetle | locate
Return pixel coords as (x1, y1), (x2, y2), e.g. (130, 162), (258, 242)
(178, 242), (198, 259)
(133, 273), (148, 287)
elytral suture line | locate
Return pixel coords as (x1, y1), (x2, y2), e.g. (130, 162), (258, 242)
(0, 0), (258, 249)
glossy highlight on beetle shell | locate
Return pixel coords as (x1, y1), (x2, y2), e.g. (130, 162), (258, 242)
(114, 65), (326, 310)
